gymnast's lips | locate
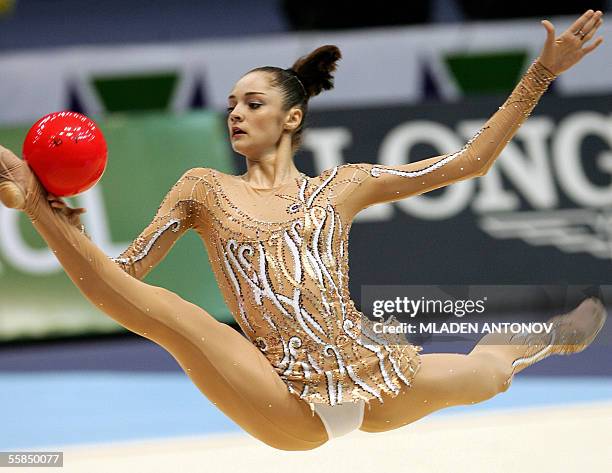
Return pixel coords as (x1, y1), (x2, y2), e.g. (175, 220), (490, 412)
(232, 127), (246, 137)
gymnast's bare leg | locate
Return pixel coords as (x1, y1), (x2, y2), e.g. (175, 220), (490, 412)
(0, 146), (328, 451)
(360, 298), (605, 432)
(358, 351), (512, 432)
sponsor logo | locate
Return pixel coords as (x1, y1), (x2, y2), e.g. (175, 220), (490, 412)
(305, 112), (612, 259)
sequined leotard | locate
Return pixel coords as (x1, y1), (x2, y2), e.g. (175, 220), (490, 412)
(110, 60), (556, 408)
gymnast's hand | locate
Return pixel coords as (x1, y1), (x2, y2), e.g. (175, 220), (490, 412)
(46, 193), (87, 230)
(538, 9), (604, 75)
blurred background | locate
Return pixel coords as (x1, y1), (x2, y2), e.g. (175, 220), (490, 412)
(0, 1), (611, 469)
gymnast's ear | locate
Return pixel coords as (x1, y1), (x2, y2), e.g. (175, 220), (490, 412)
(283, 106), (303, 132)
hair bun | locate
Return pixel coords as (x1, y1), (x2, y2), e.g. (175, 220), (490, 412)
(290, 45), (342, 98)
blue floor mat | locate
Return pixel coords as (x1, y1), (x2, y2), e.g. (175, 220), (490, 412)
(1, 372), (611, 449)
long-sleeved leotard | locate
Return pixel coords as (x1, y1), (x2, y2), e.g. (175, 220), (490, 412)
(100, 59), (556, 409)
(109, 165), (423, 407)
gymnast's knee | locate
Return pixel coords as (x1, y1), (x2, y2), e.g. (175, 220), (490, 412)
(467, 352), (513, 403)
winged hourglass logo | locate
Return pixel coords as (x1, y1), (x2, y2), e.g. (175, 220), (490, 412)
(479, 208), (612, 260)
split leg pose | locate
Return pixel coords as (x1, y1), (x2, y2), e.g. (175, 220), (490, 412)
(2, 148), (604, 442)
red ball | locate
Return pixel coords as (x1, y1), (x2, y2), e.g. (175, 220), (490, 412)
(22, 111), (107, 197)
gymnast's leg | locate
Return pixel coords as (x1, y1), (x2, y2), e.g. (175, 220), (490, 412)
(0, 148), (327, 451)
(361, 297), (605, 433)
(360, 351), (513, 432)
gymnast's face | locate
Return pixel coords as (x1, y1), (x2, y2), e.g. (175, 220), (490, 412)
(227, 71), (301, 158)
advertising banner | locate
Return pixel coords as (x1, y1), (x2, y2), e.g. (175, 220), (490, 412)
(0, 112), (234, 341)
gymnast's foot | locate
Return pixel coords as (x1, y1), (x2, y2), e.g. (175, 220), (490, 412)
(510, 297), (607, 375)
(0, 146), (45, 213)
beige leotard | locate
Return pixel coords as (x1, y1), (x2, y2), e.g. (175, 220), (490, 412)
(107, 60), (556, 407)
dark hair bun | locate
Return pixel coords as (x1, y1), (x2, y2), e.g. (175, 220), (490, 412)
(289, 45), (342, 98)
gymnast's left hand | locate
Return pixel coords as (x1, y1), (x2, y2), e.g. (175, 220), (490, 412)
(537, 9), (604, 75)
(46, 193), (87, 230)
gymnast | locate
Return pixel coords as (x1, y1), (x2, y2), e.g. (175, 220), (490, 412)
(0, 9), (606, 451)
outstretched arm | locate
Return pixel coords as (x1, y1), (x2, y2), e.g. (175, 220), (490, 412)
(8, 154), (206, 281)
(339, 9), (603, 218)
(110, 169), (205, 280)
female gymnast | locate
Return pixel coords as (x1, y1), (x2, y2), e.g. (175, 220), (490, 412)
(0, 9), (607, 451)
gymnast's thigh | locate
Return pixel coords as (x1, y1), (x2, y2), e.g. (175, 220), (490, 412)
(359, 353), (484, 433)
(144, 294), (328, 449)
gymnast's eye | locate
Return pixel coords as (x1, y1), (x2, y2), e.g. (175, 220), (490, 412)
(226, 103), (262, 114)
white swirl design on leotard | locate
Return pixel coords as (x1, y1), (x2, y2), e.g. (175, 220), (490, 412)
(112, 218), (181, 265)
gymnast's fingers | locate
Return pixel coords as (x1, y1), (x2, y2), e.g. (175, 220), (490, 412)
(567, 9), (594, 36)
(581, 36), (604, 56)
(581, 19), (603, 44)
(580, 10), (603, 38)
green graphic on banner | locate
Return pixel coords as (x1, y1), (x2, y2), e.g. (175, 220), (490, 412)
(445, 51), (528, 95)
(92, 72), (179, 112)
(0, 111), (235, 342)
